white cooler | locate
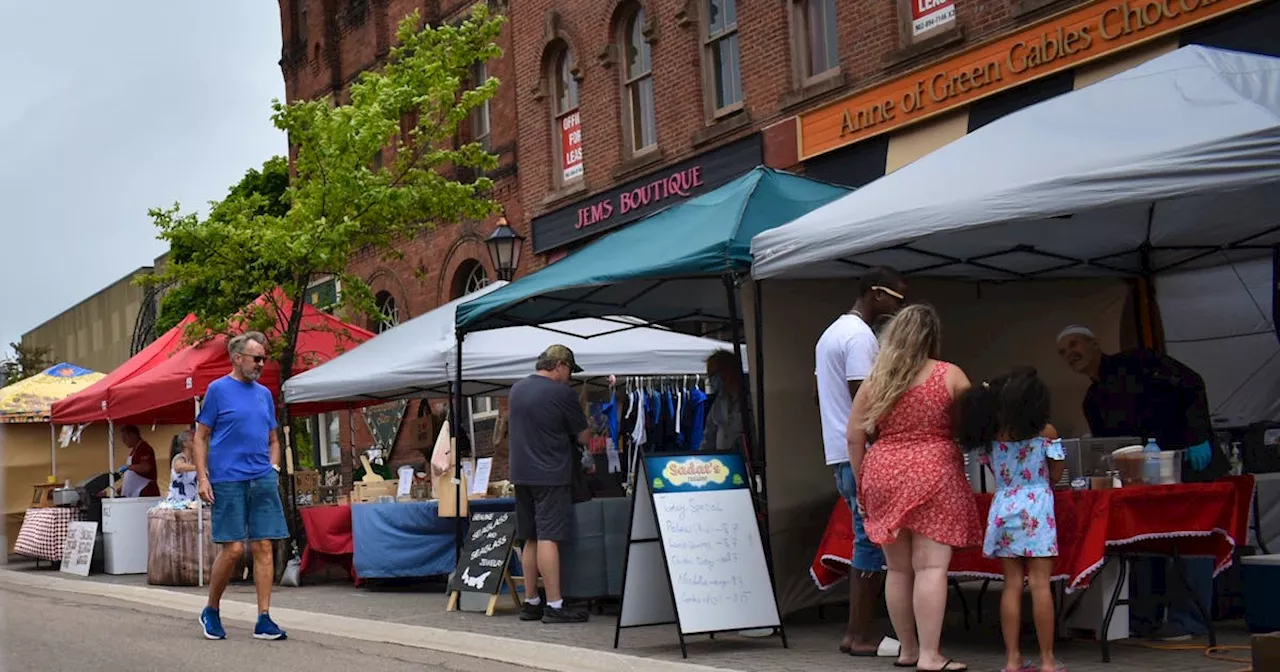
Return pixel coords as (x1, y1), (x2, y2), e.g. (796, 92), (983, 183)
(102, 497), (162, 574)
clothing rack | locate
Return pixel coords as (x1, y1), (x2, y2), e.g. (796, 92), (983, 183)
(584, 375), (714, 491)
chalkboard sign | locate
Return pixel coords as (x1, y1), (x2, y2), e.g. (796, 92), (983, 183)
(615, 451), (785, 658)
(448, 510), (516, 595)
(60, 521), (98, 577)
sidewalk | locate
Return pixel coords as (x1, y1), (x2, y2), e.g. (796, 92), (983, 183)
(0, 562), (1252, 672)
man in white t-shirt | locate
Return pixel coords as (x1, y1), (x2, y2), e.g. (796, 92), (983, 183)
(815, 266), (906, 657)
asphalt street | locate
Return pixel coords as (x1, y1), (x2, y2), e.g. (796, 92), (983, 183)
(0, 582), (538, 672)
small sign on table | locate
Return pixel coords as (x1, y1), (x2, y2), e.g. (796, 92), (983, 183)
(446, 510), (519, 616)
(60, 521), (98, 577)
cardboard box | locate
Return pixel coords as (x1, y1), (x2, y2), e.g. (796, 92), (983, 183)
(352, 480), (398, 503)
(1254, 632), (1280, 672)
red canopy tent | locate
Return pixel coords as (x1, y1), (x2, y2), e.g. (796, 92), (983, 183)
(106, 298), (374, 425)
(51, 314), (197, 425)
(60, 296), (374, 426)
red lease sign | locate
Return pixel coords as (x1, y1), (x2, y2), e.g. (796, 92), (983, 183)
(912, 0), (955, 36)
(560, 111), (583, 182)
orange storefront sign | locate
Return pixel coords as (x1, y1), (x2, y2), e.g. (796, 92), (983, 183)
(798, 0), (1263, 160)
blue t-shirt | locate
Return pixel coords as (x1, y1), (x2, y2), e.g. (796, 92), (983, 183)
(196, 375), (278, 483)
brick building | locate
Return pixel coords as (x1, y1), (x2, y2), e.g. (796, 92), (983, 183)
(277, 0), (526, 484)
(277, 0), (1278, 484)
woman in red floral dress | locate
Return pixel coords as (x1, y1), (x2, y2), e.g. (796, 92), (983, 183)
(847, 304), (982, 672)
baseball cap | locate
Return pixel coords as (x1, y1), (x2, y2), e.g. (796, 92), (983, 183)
(539, 344), (583, 373)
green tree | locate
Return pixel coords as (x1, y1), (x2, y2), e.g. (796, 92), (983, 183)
(154, 156), (293, 333)
(1, 342), (53, 385)
(143, 5), (503, 389)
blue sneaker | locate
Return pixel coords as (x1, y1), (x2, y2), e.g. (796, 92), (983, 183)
(200, 606), (226, 640)
(254, 612), (287, 640)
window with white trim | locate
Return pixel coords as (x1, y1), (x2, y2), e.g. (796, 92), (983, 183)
(704, 0), (743, 115)
(621, 7), (657, 154)
(471, 61), (491, 149)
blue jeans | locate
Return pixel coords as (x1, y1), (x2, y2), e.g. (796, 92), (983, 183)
(1129, 556), (1213, 636)
(210, 472), (289, 543)
(833, 462), (887, 572)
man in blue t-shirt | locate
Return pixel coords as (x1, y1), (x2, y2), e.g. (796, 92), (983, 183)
(194, 331), (288, 642)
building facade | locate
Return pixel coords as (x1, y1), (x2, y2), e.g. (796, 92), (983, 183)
(278, 0), (1278, 483)
(21, 266), (155, 375)
(277, 0), (526, 483)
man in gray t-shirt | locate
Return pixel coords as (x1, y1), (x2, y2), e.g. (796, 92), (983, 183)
(509, 344), (590, 624)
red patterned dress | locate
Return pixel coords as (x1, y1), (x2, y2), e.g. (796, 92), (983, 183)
(859, 361), (983, 548)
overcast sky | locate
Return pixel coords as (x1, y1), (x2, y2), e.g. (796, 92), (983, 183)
(0, 2), (286, 356)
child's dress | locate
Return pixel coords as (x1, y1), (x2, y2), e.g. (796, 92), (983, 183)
(982, 437), (1063, 558)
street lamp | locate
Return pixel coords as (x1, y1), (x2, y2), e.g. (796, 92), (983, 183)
(484, 216), (524, 282)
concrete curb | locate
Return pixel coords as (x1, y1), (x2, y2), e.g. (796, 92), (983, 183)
(0, 569), (729, 672)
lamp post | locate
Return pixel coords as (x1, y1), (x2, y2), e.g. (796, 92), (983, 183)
(484, 216), (524, 282)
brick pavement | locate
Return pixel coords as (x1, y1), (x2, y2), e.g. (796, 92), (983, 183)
(10, 561), (1252, 672)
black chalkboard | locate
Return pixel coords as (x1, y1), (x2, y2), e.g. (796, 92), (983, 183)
(448, 510), (516, 595)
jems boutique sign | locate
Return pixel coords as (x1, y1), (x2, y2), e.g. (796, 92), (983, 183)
(531, 134), (763, 254)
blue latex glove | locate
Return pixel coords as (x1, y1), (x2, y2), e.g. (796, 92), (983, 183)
(1186, 440), (1212, 471)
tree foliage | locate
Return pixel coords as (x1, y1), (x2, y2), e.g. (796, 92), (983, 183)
(143, 6), (503, 385)
(154, 156), (292, 333)
(2, 342), (53, 385)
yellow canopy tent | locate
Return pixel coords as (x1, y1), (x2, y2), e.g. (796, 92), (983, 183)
(1, 363), (104, 553)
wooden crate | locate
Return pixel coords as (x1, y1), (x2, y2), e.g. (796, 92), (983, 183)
(352, 480), (398, 503)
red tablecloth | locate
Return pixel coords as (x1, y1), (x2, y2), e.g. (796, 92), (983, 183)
(14, 508), (82, 562)
(299, 504), (357, 583)
(811, 476), (1254, 593)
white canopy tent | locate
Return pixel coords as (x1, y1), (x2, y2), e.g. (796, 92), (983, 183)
(281, 281), (735, 404)
(1156, 257), (1280, 427)
(751, 46), (1280, 282)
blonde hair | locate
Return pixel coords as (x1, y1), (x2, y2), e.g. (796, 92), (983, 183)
(860, 304), (942, 432)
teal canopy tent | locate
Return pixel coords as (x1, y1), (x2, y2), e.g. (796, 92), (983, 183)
(454, 166), (851, 333)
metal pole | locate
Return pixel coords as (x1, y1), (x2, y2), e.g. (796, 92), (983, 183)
(197, 497), (205, 588)
(49, 423), (57, 480)
(107, 419), (116, 498)
(721, 273), (757, 467)
(453, 331), (465, 561)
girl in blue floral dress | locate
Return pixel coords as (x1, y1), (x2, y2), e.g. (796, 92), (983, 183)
(955, 368), (1066, 672)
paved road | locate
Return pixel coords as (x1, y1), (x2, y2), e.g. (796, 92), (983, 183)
(0, 583), (537, 672)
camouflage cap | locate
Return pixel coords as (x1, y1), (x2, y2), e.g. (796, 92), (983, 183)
(538, 344), (582, 373)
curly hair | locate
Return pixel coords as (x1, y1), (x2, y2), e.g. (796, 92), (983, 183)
(953, 366), (1050, 451)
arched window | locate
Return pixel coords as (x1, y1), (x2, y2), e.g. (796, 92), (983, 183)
(295, 0), (309, 46)
(620, 8), (657, 154)
(452, 259), (490, 299)
(549, 46), (583, 185)
(374, 291), (399, 333)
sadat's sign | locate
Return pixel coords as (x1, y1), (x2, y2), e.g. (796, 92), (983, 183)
(798, 0), (1262, 160)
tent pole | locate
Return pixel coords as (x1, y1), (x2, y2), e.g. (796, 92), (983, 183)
(107, 419), (116, 498)
(1273, 247), (1280, 348)
(453, 330), (465, 562)
(49, 423), (57, 481)
(751, 280), (768, 475)
(722, 273), (759, 484)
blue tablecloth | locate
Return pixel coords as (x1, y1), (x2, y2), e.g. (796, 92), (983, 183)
(351, 498), (515, 579)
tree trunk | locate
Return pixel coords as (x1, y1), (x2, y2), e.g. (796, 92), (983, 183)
(274, 286), (312, 577)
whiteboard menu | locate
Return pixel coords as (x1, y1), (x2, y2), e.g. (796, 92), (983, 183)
(615, 451), (784, 658)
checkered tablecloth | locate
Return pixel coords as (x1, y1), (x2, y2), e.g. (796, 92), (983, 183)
(14, 508), (82, 562)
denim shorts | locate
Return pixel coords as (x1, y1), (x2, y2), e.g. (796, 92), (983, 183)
(210, 472), (289, 543)
(833, 461), (887, 572)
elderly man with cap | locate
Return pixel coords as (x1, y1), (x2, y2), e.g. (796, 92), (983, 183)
(509, 344), (591, 625)
(1056, 324), (1227, 641)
